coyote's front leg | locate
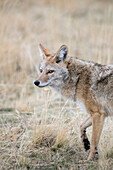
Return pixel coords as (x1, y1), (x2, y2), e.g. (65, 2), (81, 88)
(80, 116), (92, 151)
(88, 113), (105, 161)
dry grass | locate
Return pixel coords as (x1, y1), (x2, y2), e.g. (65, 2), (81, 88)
(0, 0), (113, 169)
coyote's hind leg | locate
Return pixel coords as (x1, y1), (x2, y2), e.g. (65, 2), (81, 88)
(80, 116), (92, 151)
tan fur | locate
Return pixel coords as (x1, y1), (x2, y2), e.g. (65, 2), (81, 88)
(39, 44), (52, 57)
(34, 44), (113, 161)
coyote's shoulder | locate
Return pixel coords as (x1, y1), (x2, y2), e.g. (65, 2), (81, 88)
(34, 44), (113, 161)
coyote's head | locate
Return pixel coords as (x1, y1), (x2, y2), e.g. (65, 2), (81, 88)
(34, 44), (69, 88)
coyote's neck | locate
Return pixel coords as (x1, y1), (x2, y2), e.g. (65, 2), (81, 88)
(60, 57), (93, 101)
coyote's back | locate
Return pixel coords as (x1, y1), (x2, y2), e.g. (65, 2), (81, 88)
(34, 44), (113, 161)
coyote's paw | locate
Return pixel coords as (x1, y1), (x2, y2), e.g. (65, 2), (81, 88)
(87, 150), (99, 161)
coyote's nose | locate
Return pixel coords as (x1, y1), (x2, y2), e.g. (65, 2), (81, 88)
(34, 80), (40, 86)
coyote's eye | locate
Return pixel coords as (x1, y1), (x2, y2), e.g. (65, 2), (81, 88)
(47, 70), (55, 74)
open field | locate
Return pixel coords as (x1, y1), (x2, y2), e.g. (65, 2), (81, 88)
(0, 0), (113, 169)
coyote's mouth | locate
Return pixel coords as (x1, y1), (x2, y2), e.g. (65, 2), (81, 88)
(38, 82), (50, 88)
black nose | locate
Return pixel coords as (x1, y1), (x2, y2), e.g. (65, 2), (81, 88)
(34, 80), (40, 86)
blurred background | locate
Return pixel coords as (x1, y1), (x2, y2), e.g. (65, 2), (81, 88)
(0, 0), (113, 169)
(1, 0), (113, 108)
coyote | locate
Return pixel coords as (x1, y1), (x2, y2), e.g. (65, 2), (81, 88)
(34, 44), (113, 161)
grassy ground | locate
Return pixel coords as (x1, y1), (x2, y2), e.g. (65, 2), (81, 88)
(0, 0), (113, 169)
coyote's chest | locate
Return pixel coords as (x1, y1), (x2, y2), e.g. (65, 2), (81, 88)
(76, 99), (87, 113)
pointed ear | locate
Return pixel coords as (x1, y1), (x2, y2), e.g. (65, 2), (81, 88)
(38, 44), (52, 60)
(55, 45), (68, 63)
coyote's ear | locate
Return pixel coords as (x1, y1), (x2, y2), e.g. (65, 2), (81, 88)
(38, 44), (52, 60)
(55, 45), (68, 63)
